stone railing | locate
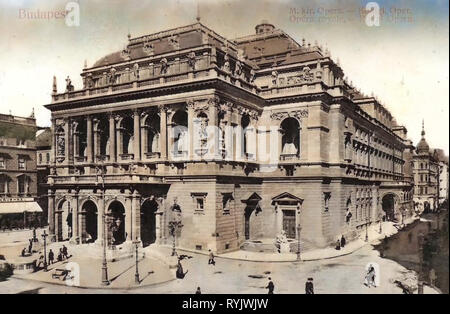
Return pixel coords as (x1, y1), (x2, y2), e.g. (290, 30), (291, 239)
(119, 154), (134, 161)
(144, 152), (161, 159)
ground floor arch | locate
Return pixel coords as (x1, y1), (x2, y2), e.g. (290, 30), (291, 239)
(82, 200), (98, 243)
(141, 198), (159, 247)
(57, 199), (71, 241)
(382, 193), (397, 221)
(108, 200), (126, 245)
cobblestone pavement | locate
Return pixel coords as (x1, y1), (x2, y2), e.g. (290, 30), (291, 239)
(0, 244), (438, 294)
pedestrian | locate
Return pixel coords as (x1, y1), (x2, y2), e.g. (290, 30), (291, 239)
(48, 249), (54, 265)
(58, 248), (63, 261)
(28, 239), (33, 254)
(335, 239), (341, 250)
(62, 245), (68, 259)
(21, 247), (26, 257)
(32, 227), (37, 242)
(305, 278), (314, 294)
(36, 252), (44, 268)
(208, 249), (215, 266)
(340, 235), (346, 248)
(364, 264), (376, 288)
(265, 277), (274, 294)
(176, 259), (188, 279)
(195, 287), (201, 294)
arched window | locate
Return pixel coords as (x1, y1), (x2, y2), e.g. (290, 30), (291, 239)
(119, 116), (134, 156)
(144, 113), (160, 158)
(280, 117), (300, 160)
(241, 114), (250, 156)
(172, 110), (188, 157)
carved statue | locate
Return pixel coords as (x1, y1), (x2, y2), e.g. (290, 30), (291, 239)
(160, 58), (168, 75)
(65, 76), (74, 92)
(169, 35), (180, 50)
(249, 68), (255, 83)
(187, 52), (196, 70)
(121, 46), (131, 60)
(109, 68), (117, 84)
(222, 54), (230, 73)
(133, 63), (139, 80)
(271, 70), (278, 86)
(56, 136), (65, 156)
(234, 60), (242, 78)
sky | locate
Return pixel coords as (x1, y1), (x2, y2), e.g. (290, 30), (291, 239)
(0, 0), (448, 153)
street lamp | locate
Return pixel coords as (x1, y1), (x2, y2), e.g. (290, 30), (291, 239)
(168, 220), (183, 257)
(296, 225), (302, 261)
(97, 161), (110, 286)
(133, 240), (140, 284)
(41, 230), (48, 271)
(379, 213), (383, 234)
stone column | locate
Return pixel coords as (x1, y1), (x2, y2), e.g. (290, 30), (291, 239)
(86, 115), (93, 163)
(125, 191), (132, 242)
(133, 109), (141, 161)
(116, 119), (123, 158)
(93, 119), (99, 160)
(187, 104), (195, 159)
(208, 102), (218, 158)
(109, 113), (116, 162)
(48, 190), (56, 241)
(132, 190), (141, 242)
(159, 106), (167, 159)
(70, 193), (79, 244)
(51, 118), (57, 164)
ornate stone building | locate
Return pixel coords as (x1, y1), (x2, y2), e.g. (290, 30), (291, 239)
(412, 122), (446, 212)
(44, 21), (414, 253)
(0, 112), (43, 229)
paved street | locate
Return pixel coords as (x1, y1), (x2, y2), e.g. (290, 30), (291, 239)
(0, 243), (437, 294)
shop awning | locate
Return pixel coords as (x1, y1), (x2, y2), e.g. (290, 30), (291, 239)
(0, 201), (43, 214)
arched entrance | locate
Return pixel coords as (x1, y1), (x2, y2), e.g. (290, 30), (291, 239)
(382, 194), (396, 221)
(57, 200), (71, 241)
(242, 193), (262, 240)
(108, 201), (126, 245)
(141, 198), (159, 247)
(82, 200), (97, 243)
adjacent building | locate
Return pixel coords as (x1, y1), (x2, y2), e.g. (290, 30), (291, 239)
(434, 148), (449, 207)
(412, 122), (440, 212)
(0, 112), (43, 230)
(44, 21), (415, 253)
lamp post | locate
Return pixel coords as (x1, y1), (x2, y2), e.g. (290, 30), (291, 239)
(379, 213), (383, 234)
(41, 230), (48, 271)
(296, 224), (302, 261)
(97, 161), (109, 286)
(168, 220), (183, 257)
(134, 240), (140, 284)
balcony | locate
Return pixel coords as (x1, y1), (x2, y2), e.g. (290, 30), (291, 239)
(144, 152), (161, 160)
(280, 153), (299, 161)
(96, 155), (110, 162)
(119, 154), (134, 161)
(75, 156), (87, 163)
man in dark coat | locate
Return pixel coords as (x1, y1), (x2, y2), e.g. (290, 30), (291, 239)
(195, 287), (201, 294)
(305, 278), (314, 294)
(266, 277), (274, 294)
(340, 235), (346, 248)
(48, 249), (54, 264)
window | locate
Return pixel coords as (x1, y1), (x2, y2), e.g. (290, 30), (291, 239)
(0, 157), (4, 169)
(18, 176), (26, 195)
(18, 157), (25, 170)
(0, 175), (6, 194)
(38, 153), (42, 164)
(323, 192), (331, 212)
(191, 192), (207, 212)
(46, 153), (50, 163)
(222, 193), (234, 214)
(196, 198), (204, 210)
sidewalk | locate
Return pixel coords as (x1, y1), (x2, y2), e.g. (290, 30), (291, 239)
(12, 254), (175, 289)
(159, 216), (419, 263)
